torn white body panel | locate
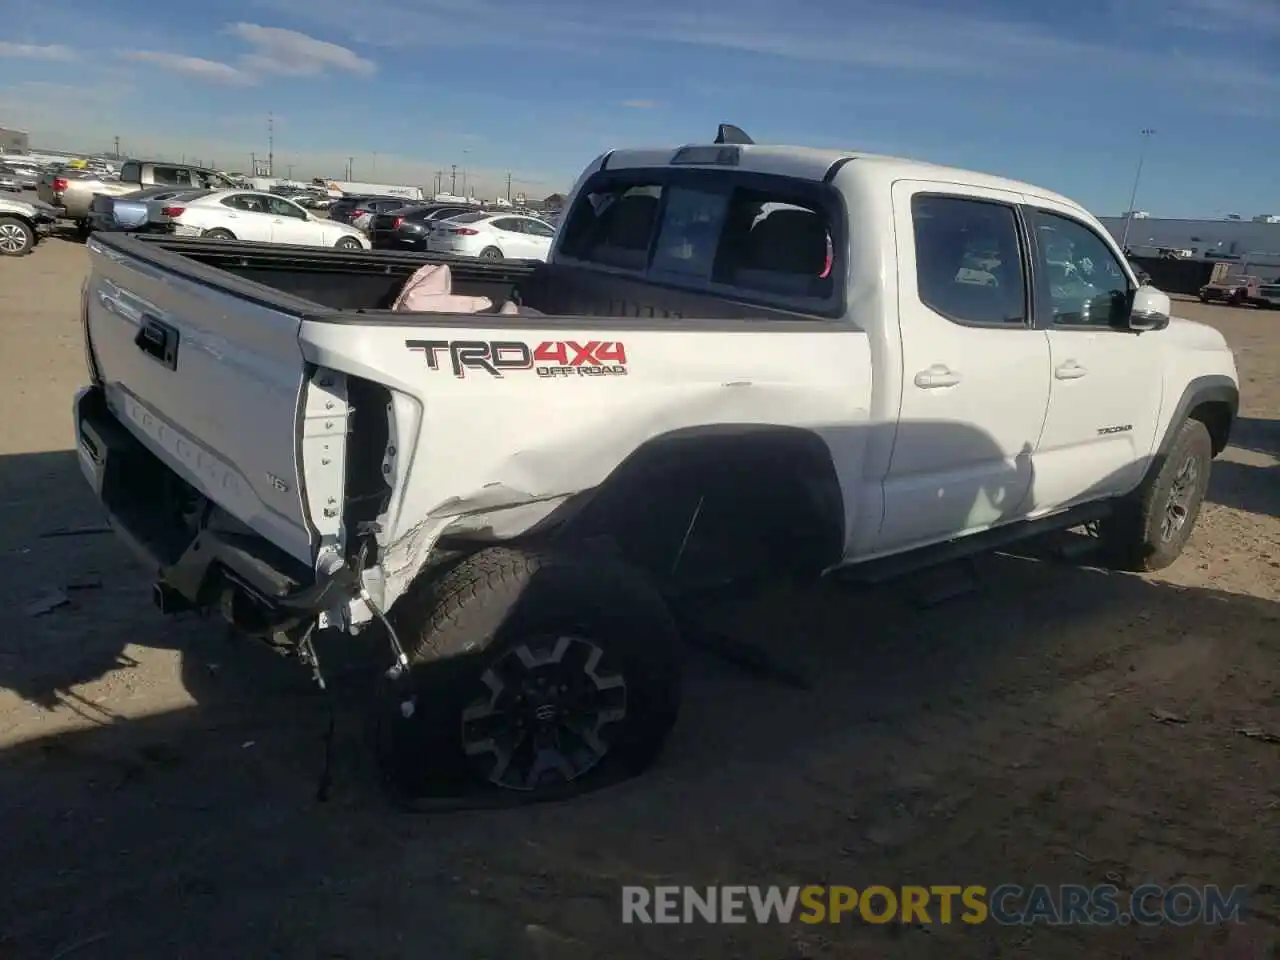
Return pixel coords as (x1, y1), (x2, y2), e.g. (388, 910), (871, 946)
(299, 319), (878, 614)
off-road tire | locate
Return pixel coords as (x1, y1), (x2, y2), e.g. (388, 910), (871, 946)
(0, 216), (35, 256)
(374, 545), (681, 801)
(1097, 418), (1212, 572)
(203, 228), (236, 240)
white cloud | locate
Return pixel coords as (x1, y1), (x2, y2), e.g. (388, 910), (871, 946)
(115, 25), (372, 88)
(121, 50), (254, 85)
(0, 42), (74, 61)
(228, 23), (375, 77)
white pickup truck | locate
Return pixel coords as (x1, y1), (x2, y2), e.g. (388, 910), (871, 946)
(75, 125), (1239, 799)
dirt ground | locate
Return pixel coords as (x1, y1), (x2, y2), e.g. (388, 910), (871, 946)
(0, 236), (1276, 960)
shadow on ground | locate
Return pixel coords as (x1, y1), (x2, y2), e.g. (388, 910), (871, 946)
(1, 450), (1278, 959)
(1205, 417), (1280, 519)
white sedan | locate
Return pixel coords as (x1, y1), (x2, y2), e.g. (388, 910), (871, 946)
(168, 189), (369, 249)
(425, 211), (556, 261)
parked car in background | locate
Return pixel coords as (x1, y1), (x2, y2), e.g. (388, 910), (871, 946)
(1254, 279), (1280, 309)
(40, 160), (238, 233)
(86, 186), (199, 235)
(424, 210), (557, 260)
(0, 171), (20, 192)
(2, 161), (41, 189)
(1199, 275), (1261, 305)
(0, 193), (59, 255)
(327, 195), (407, 227)
(165, 189), (369, 248)
(368, 202), (476, 250)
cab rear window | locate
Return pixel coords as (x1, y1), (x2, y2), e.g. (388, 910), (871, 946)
(558, 171), (842, 316)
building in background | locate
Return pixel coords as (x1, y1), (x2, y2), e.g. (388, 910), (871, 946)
(0, 126), (31, 154)
(1099, 215), (1280, 277)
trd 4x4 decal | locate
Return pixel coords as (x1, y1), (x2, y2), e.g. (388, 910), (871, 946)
(407, 339), (628, 379)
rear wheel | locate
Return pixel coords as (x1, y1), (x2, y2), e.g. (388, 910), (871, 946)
(1097, 418), (1212, 571)
(334, 236), (363, 250)
(203, 228), (236, 240)
(478, 246), (503, 260)
(375, 546), (681, 800)
(0, 216), (34, 256)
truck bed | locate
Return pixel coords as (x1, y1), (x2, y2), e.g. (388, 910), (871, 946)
(105, 234), (819, 324)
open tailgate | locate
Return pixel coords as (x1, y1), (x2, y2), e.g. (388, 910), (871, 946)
(83, 235), (315, 565)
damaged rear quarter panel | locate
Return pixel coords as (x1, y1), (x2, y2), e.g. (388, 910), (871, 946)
(298, 318), (874, 609)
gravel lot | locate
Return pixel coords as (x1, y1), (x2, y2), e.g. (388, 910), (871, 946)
(0, 236), (1277, 960)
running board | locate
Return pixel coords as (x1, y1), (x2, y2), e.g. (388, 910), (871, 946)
(835, 501), (1114, 585)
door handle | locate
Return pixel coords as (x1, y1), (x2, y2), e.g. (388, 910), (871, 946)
(913, 364), (962, 389)
(1055, 361), (1088, 380)
(272, 218), (284, 224)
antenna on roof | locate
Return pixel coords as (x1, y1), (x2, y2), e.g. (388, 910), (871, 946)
(714, 123), (754, 145)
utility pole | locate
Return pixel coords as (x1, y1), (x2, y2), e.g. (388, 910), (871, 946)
(450, 165), (457, 194)
(113, 135), (120, 158)
(347, 156), (355, 180)
(267, 111), (274, 178)
(1120, 128), (1156, 250)
(462, 149), (470, 196)
(506, 171), (512, 203)
(250, 152), (256, 176)
(286, 163), (294, 179)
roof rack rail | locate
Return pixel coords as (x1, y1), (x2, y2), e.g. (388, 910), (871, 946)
(714, 123), (754, 145)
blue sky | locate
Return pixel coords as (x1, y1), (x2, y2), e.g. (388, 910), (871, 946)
(0, 0), (1276, 214)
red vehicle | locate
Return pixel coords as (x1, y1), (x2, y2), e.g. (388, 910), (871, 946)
(1199, 275), (1261, 305)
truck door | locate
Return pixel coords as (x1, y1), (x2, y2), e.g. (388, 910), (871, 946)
(876, 182), (1051, 553)
(1020, 205), (1163, 511)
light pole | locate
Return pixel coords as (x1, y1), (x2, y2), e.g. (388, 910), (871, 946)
(1120, 128), (1156, 250)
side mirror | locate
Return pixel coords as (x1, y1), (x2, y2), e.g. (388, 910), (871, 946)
(1128, 285), (1171, 331)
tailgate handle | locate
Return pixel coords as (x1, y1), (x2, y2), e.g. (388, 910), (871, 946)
(134, 315), (179, 370)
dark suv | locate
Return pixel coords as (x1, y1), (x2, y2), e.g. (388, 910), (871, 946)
(370, 203), (478, 250)
(327, 195), (410, 226)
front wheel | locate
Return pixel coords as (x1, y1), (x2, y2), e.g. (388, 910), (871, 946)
(478, 246), (503, 260)
(1097, 418), (1212, 571)
(334, 236), (363, 250)
(0, 216), (35, 256)
(375, 546), (681, 800)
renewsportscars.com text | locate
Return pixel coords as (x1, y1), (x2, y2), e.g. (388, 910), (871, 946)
(621, 884), (1248, 926)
